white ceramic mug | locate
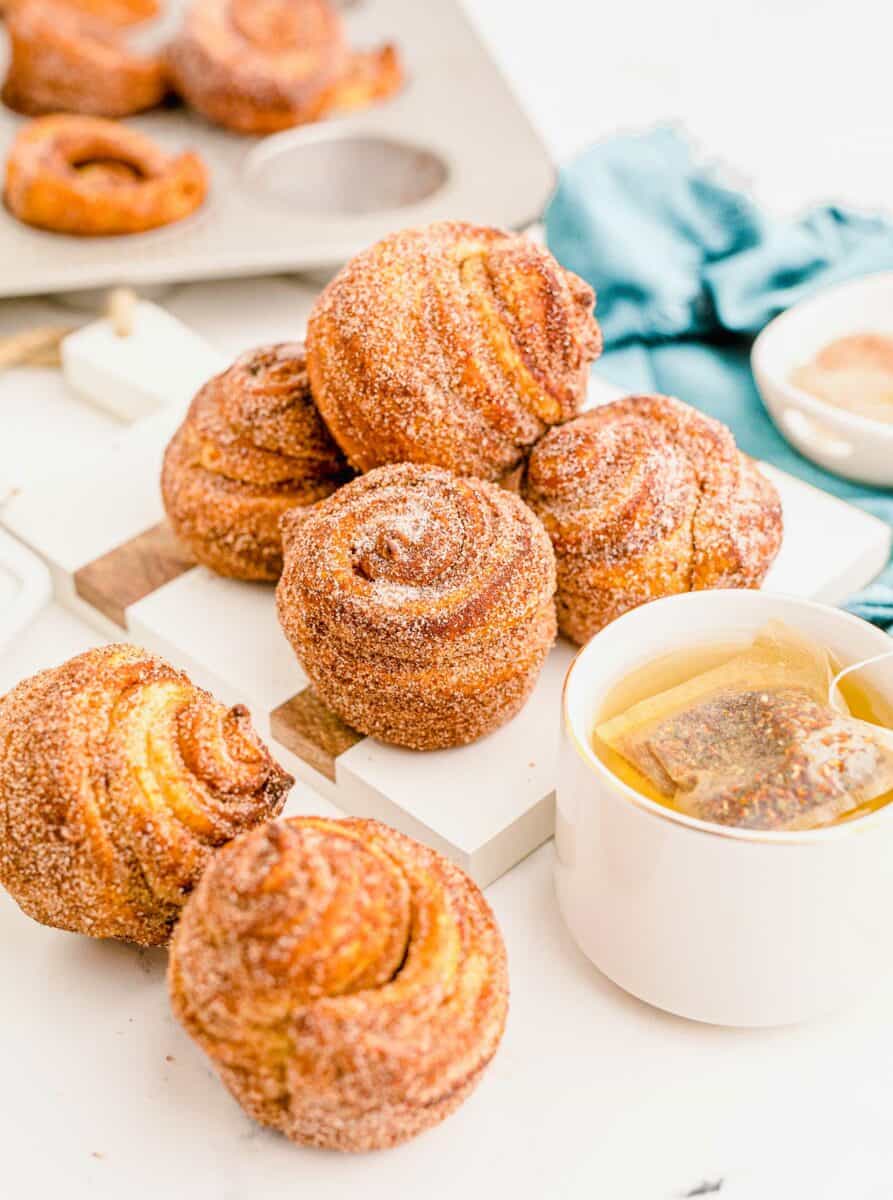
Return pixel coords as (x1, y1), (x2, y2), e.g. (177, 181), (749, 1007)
(556, 590), (893, 1027)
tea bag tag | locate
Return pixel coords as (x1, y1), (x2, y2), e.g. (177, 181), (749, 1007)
(829, 649), (893, 713)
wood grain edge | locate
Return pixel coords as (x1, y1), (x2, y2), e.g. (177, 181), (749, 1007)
(270, 687), (364, 783)
(74, 521), (196, 629)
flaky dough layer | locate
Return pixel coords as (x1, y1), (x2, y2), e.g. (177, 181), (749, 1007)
(0, 644), (292, 945)
(522, 394), (784, 643)
(162, 343), (352, 581)
(306, 220), (602, 481)
(276, 462), (558, 749)
(169, 816), (509, 1151)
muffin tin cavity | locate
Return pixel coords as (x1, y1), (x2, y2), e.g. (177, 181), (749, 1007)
(0, 0), (554, 297)
(243, 131), (448, 215)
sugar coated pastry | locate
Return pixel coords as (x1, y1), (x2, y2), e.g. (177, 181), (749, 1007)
(165, 0), (403, 135)
(0, 644), (292, 945)
(522, 394), (783, 643)
(1, 0), (160, 23)
(2, 1), (166, 118)
(169, 816), (509, 1151)
(3, 114), (207, 236)
(276, 462), (558, 749)
(162, 343), (352, 581)
(305, 220), (602, 481)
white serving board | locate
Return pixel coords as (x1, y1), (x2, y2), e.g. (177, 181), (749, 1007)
(4, 365), (890, 886)
(0, 527), (51, 655)
(0, 0), (554, 298)
(63, 300), (227, 422)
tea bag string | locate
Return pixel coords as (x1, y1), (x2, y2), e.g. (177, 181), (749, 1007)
(829, 649), (893, 712)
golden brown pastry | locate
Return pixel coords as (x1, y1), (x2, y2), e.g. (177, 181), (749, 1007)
(318, 41), (403, 118)
(4, 114), (208, 236)
(522, 394), (783, 644)
(2, 1), (166, 118)
(165, 0), (403, 135)
(162, 343), (353, 581)
(0, 644), (292, 946)
(1, 0), (159, 25)
(169, 816), (509, 1152)
(305, 221), (603, 482)
(276, 463), (557, 749)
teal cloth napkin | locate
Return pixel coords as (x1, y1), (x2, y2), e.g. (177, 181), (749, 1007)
(545, 126), (893, 627)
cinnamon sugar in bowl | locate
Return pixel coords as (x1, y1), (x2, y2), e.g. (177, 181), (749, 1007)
(753, 271), (893, 486)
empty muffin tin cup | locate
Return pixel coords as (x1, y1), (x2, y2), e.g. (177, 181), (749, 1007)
(243, 128), (449, 216)
(557, 589), (893, 1027)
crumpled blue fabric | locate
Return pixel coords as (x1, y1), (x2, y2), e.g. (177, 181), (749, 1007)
(545, 126), (893, 627)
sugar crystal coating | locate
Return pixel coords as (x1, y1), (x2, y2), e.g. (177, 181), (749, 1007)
(169, 816), (510, 1152)
(306, 220), (603, 481)
(276, 462), (558, 749)
(162, 342), (352, 581)
(0, 644), (292, 945)
(522, 394), (783, 643)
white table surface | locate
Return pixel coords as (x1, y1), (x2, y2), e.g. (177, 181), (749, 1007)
(3, 2), (893, 1196)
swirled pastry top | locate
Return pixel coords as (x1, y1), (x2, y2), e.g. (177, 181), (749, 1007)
(278, 462), (556, 655)
(0, 644), (292, 944)
(172, 0), (347, 101)
(523, 393), (783, 587)
(165, 0), (402, 134)
(3, 114), (207, 236)
(183, 342), (350, 489)
(169, 816), (509, 1151)
(162, 343), (352, 580)
(306, 221), (602, 480)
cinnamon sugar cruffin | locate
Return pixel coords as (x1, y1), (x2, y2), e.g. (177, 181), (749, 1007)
(1, 0), (160, 24)
(168, 816), (509, 1152)
(522, 394), (783, 644)
(276, 462), (558, 749)
(2, 0), (166, 118)
(165, 0), (403, 136)
(305, 220), (603, 482)
(0, 644), (292, 946)
(162, 343), (352, 581)
(4, 114), (207, 236)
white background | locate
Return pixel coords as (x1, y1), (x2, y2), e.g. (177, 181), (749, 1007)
(2, 1), (893, 1196)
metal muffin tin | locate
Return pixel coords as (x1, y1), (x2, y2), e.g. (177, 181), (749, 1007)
(0, 0), (555, 298)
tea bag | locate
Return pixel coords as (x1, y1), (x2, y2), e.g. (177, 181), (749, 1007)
(597, 622), (893, 831)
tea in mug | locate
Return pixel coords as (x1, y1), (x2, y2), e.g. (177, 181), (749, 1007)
(593, 622), (893, 831)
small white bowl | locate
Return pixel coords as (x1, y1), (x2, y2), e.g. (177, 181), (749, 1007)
(556, 590), (893, 1027)
(752, 271), (893, 486)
